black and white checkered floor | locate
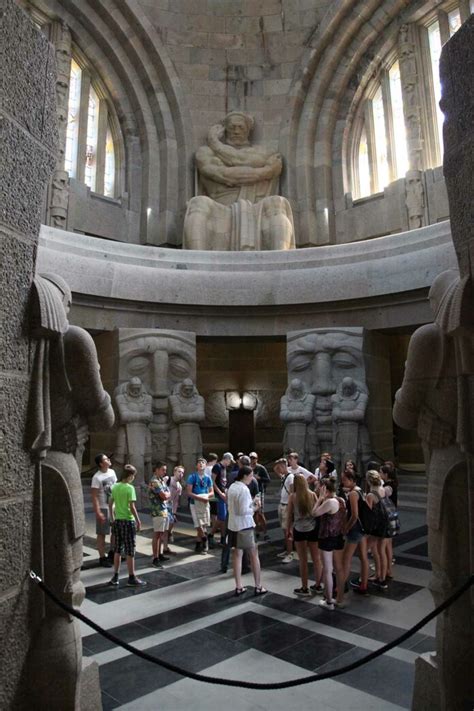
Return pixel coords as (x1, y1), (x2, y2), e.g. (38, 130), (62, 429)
(81, 490), (434, 710)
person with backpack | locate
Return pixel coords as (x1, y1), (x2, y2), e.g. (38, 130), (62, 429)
(341, 468), (369, 596)
(313, 477), (346, 609)
(365, 470), (399, 589)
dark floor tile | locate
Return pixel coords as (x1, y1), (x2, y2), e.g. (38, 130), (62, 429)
(392, 525), (428, 547)
(100, 690), (121, 710)
(404, 541), (428, 557)
(151, 628), (248, 674)
(252, 591), (319, 618)
(299, 605), (371, 633)
(240, 619), (315, 654)
(99, 652), (181, 703)
(410, 635), (437, 654)
(393, 555), (431, 570)
(99, 628), (246, 703)
(85, 570), (187, 604)
(275, 632), (354, 671)
(206, 611), (277, 641)
(354, 620), (433, 650)
(82, 621), (149, 656)
(367, 578), (423, 601)
(315, 646), (368, 674)
(330, 650), (415, 708)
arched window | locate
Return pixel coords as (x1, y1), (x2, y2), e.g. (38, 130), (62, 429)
(352, 1), (471, 200)
(64, 56), (117, 197)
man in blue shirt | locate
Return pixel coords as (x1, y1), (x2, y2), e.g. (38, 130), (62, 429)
(186, 457), (213, 553)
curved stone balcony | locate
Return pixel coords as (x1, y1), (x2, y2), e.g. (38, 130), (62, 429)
(37, 221), (456, 336)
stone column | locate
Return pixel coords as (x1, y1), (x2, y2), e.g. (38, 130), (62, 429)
(0, 1), (57, 707)
(398, 23), (425, 230)
(47, 20), (72, 230)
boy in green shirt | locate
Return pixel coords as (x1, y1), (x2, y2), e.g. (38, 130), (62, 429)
(108, 465), (146, 587)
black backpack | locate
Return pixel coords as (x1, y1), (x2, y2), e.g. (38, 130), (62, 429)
(366, 491), (400, 538)
(356, 490), (377, 534)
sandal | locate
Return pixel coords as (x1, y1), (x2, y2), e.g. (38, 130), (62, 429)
(234, 587), (247, 597)
(254, 587), (268, 596)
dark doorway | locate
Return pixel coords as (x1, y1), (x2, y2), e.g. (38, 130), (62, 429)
(229, 409), (255, 454)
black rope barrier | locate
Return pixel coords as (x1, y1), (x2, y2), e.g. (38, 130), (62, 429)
(30, 571), (473, 690)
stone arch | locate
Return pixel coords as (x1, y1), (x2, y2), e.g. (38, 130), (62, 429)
(279, 0), (433, 247)
(32, 0), (193, 246)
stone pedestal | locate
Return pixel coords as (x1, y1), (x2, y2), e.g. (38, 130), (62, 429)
(411, 653), (440, 711)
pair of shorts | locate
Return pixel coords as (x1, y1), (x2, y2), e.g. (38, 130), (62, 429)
(152, 515), (170, 533)
(319, 534), (345, 552)
(346, 521), (365, 544)
(278, 503), (289, 529)
(229, 528), (256, 550)
(112, 519), (136, 557)
(96, 508), (111, 536)
(217, 499), (227, 522)
(190, 501), (210, 528)
(293, 526), (319, 542)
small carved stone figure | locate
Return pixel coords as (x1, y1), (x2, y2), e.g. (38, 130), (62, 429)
(393, 269), (473, 710)
(169, 379), (205, 476)
(114, 377), (153, 495)
(26, 273), (114, 709)
(405, 169), (424, 229)
(183, 111), (295, 251)
(331, 376), (371, 472)
(280, 378), (315, 464)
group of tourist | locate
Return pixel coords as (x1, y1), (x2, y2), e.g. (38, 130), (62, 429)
(90, 449), (399, 603)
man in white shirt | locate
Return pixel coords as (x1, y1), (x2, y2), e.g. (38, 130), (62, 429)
(274, 458), (294, 563)
(287, 451), (316, 483)
(91, 453), (117, 567)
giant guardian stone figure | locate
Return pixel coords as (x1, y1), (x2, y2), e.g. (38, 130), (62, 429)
(184, 111), (295, 251)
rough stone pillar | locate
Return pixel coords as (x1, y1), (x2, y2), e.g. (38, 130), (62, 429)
(0, 1), (57, 707)
(47, 20), (72, 230)
(398, 23), (426, 230)
(395, 16), (474, 711)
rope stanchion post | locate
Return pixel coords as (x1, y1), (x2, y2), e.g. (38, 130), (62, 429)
(29, 571), (473, 691)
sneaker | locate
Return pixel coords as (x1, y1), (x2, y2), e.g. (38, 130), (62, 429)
(108, 574), (119, 587)
(152, 558), (163, 568)
(375, 579), (388, 590)
(310, 584), (324, 595)
(319, 598), (335, 610)
(99, 557), (113, 568)
(281, 554), (293, 564)
(334, 600), (347, 608)
(158, 554), (170, 562)
(277, 551), (288, 558)
(294, 586), (311, 597)
(126, 576), (147, 587)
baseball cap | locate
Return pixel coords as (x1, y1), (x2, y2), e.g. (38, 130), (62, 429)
(249, 451), (258, 458)
(222, 452), (234, 461)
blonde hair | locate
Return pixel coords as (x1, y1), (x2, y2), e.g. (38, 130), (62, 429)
(367, 470), (382, 488)
(294, 475), (314, 517)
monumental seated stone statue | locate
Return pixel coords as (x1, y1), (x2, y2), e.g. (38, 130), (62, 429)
(183, 111), (295, 251)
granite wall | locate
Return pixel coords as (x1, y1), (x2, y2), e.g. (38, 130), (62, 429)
(0, 0), (58, 706)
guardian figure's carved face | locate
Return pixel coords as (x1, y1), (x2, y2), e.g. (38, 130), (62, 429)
(287, 329), (365, 407)
(119, 330), (196, 399)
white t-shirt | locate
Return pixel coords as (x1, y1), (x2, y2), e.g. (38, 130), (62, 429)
(289, 465), (314, 480)
(91, 469), (117, 509)
(279, 472), (295, 505)
(314, 467), (338, 481)
(227, 481), (255, 532)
